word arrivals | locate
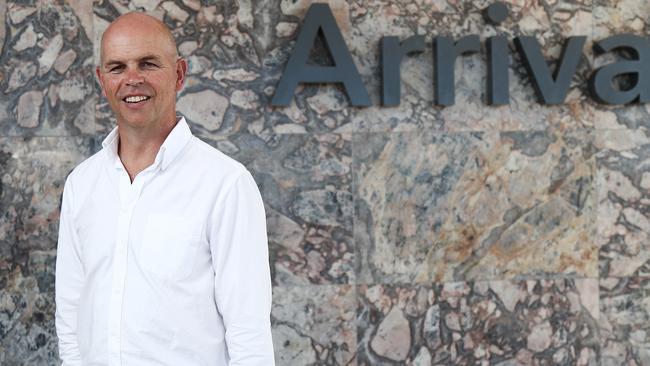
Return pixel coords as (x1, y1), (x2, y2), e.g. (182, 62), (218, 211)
(271, 2), (650, 107)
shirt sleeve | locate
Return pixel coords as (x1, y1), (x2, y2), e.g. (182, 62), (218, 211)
(210, 170), (275, 365)
(55, 176), (84, 366)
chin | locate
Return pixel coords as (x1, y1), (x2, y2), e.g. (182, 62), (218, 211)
(118, 116), (152, 128)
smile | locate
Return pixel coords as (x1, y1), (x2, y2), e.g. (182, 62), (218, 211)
(123, 95), (151, 103)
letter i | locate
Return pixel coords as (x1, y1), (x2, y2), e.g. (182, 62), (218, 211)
(485, 2), (509, 105)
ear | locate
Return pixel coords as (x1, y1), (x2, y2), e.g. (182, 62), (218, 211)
(96, 66), (107, 97)
(175, 58), (188, 91)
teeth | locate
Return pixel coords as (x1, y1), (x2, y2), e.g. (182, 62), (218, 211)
(125, 95), (149, 103)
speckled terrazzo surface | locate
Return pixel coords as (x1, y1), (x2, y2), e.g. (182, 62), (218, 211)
(1, 0), (649, 365)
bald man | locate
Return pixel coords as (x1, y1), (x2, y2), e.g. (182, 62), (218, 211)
(55, 12), (275, 366)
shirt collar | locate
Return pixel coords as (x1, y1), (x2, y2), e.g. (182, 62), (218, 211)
(101, 116), (193, 172)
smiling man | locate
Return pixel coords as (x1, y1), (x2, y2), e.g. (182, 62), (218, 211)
(54, 12), (274, 366)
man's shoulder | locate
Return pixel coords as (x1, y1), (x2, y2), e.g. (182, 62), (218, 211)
(66, 147), (106, 185)
(188, 136), (249, 180)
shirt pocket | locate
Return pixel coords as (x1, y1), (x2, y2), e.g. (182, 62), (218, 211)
(139, 213), (201, 280)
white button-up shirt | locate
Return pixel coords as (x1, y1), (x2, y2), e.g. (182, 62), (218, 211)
(55, 117), (274, 366)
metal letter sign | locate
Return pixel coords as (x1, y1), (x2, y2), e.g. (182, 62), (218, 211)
(514, 36), (586, 104)
(484, 2), (510, 105)
(589, 34), (650, 104)
(433, 35), (481, 106)
(272, 2), (650, 107)
(381, 36), (425, 106)
(487, 35), (509, 105)
(270, 3), (370, 106)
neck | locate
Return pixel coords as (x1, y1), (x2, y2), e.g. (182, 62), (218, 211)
(117, 116), (178, 182)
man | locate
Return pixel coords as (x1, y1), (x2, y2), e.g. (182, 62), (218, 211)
(55, 12), (274, 365)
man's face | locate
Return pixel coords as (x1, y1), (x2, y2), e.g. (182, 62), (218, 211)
(96, 17), (185, 130)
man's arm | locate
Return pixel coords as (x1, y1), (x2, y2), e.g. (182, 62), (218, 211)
(55, 177), (84, 366)
(210, 170), (275, 365)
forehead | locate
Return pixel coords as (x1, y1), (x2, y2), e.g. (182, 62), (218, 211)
(101, 21), (175, 63)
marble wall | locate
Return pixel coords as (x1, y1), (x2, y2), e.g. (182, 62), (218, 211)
(1, 0), (649, 365)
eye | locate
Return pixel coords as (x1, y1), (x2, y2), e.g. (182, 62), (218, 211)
(109, 65), (125, 73)
(142, 61), (158, 69)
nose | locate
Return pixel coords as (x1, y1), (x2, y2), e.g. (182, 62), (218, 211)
(124, 67), (144, 86)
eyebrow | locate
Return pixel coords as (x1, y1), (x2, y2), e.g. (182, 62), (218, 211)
(104, 55), (163, 67)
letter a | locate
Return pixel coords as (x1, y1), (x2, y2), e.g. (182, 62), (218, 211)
(271, 3), (370, 106)
(589, 34), (650, 105)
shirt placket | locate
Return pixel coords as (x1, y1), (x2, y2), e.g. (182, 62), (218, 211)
(108, 167), (150, 366)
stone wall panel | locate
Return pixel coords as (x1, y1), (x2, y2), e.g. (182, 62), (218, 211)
(0, 0), (648, 364)
(1, 1), (95, 137)
(0, 136), (94, 365)
(354, 129), (597, 284)
(357, 279), (600, 365)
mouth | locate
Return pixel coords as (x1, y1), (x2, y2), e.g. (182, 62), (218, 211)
(122, 95), (151, 104)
